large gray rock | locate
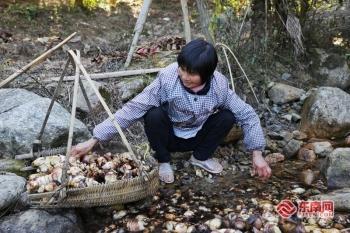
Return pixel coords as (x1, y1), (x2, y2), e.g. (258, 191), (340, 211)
(268, 83), (305, 104)
(0, 209), (83, 233)
(300, 87), (350, 139)
(322, 148), (350, 189)
(76, 80), (107, 113)
(0, 89), (91, 157)
(312, 188), (350, 212)
(283, 139), (303, 159)
(116, 78), (147, 102)
(0, 173), (26, 211)
(312, 49), (350, 90)
(311, 141), (333, 158)
(223, 125), (243, 144)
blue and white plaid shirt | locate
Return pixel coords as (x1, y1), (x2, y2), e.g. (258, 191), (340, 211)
(93, 63), (265, 152)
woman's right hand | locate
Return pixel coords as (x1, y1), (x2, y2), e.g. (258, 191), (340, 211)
(71, 138), (99, 158)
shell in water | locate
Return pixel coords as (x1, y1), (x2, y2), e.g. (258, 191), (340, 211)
(126, 218), (145, 232)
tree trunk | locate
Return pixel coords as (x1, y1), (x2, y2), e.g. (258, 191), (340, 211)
(251, 0), (265, 50)
(196, 0), (214, 44)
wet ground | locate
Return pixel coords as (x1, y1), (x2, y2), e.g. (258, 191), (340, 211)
(75, 149), (350, 232)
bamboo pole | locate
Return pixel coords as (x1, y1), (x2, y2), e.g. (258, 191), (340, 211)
(44, 68), (162, 82)
(180, 0), (191, 43)
(0, 32), (77, 88)
(124, 0), (153, 68)
(67, 50), (135, 158)
(60, 50), (81, 199)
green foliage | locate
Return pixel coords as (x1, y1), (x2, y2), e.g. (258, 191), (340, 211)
(214, 0), (249, 15)
(6, 3), (41, 21)
(82, 0), (99, 10)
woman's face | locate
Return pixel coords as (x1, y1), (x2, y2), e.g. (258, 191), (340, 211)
(178, 67), (203, 89)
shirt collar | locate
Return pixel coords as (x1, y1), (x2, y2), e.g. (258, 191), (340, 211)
(178, 75), (212, 95)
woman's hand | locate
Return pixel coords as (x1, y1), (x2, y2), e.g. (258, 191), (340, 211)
(252, 150), (272, 181)
(71, 138), (99, 158)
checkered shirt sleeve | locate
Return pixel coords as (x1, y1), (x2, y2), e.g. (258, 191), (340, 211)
(219, 74), (266, 151)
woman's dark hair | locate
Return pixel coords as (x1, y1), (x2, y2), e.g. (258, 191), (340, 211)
(177, 39), (218, 83)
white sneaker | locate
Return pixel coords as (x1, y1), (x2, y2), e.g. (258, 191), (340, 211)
(189, 156), (223, 174)
(158, 163), (174, 184)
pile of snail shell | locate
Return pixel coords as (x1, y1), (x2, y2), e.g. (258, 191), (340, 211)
(27, 152), (151, 194)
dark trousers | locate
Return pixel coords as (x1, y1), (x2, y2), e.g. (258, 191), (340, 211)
(143, 106), (235, 163)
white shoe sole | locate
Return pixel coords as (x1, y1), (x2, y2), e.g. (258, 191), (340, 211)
(189, 159), (223, 174)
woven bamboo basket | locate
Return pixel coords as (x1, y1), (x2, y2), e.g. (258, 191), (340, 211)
(24, 50), (160, 208)
(28, 155), (159, 208)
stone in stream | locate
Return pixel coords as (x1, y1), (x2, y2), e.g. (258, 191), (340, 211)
(0, 173), (26, 211)
(268, 83), (305, 104)
(0, 88), (91, 157)
(310, 48), (350, 90)
(265, 153), (285, 165)
(297, 147), (316, 162)
(322, 148), (350, 188)
(76, 79), (108, 113)
(312, 188), (350, 212)
(283, 139), (303, 159)
(292, 130), (308, 141)
(205, 218), (222, 230)
(0, 209), (83, 233)
(311, 141), (333, 158)
(300, 169), (319, 186)
(300, 87), (350, 139)
(115, 77), (148, 102)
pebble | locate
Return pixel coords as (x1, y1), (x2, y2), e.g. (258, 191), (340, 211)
(113, 210), (127, 220)
(318, 217), (334, 228)
(165, 221), (176, 231)
(184, 210), (194, 218)
(297, 148), (317, 162)
(199, 206), (210, 212)
(205, 218), (222, 230)
(291, 187), (305, 194)
(174, 223), (188, 233)
(195, 169), (204, 178)
(292, 130), (308, 140)
(282, 114), (293, 122)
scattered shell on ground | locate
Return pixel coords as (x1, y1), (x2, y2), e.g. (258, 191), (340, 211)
(265, 153), (285, 164)
(262, 212), (279, 224)
(205, 218), (222, 230)
(248, 214), (263, 230)
(263, 223), (282, 233)
(165, 213), (176, 221)
(305, 225), (323, 233)
(113, 210), (127, 220)
(174, 222), (188, 233)
(259, 200), (274, 212)
(234, 216), (246, 230)
(126, 218), (145, 232)
(298, 148), (317, 162)
(291, 187), (305, 194)
(164, 221), (177, 231)
(317, 217), (334, 228)
(184, 210), (194, 218)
